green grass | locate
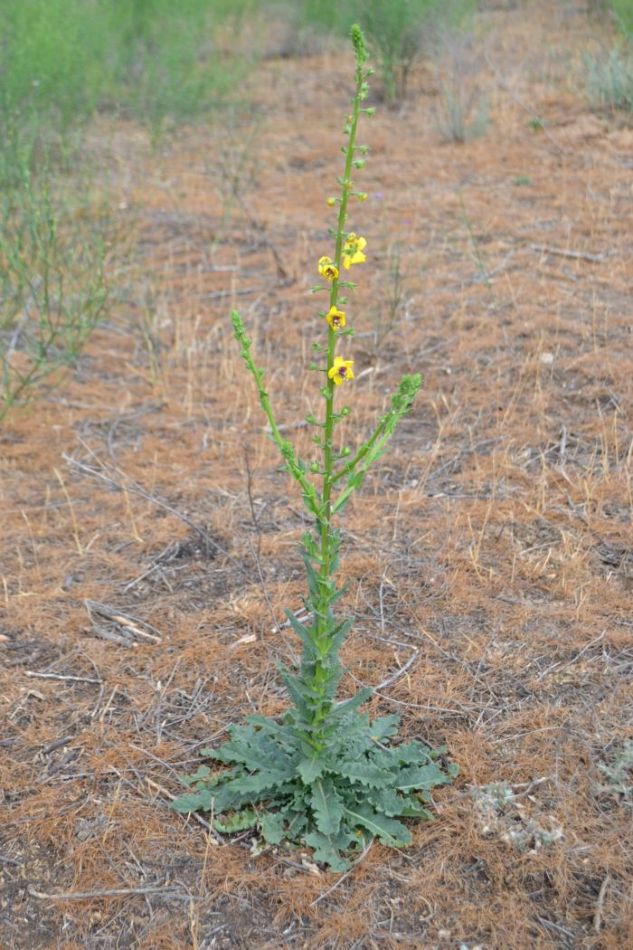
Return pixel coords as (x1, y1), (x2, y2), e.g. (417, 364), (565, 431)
(586, 47), (633, 111)
(0, 169), (109, 421)
(0, 0), (257, 419)
(611, 0), (633, 38)
(293, 0), (476, 103)
(0, 0), (254, 163)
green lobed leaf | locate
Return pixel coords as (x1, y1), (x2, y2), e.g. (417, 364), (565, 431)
(214, 809), (258, 833)
(395, 762), (449, 791)
(297, 757), (325, 784)
(366, 787), (432, 820)
(311, 778), (344, 836)
(343, 805), (412, 847)
(330, 687), (373, 721)
(285, 810), (308, 839)
(369, 715), (401, 741)
(180, 764), (214, 786)
(331, 758), (391, 788)
(245, 717), (301, 754)
(171, 788), (215, 814)
(389, 740), (436, 765)
(304, 831), (350, 871)
(231, 768), (295, 794)
(258, 812), (286, 845)
(366, 787), (406, 817)
(286, 610), (319, 658)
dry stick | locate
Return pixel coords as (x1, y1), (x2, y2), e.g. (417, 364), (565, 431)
(535, 916), (575, 940)
(28, 884), (181, 902)
(84, 600), (163, 644)
(373, 650), (419, 692)
(25, 671), (101, 685)
(122, 558), (164, 592)
(531, 243), (606, 264)
(206, 285), (270, 301)
(593, 874), (610, 933)
(535, 630), (606, 682)
(39, 735), (76, 757)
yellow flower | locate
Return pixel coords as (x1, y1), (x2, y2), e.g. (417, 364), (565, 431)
(325, 306), (346, 331)
(342, 233), (367, 269)
(356, 192), (368, 202)
(328, 356), (355, 386)
(326, 196), (337, 207)
(318, 256), (339, 281)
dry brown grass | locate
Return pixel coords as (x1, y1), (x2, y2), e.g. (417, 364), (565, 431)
(1, 3), (632, 947)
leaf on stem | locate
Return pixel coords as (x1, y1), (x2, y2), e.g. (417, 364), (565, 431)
(311, 777), (344, 836)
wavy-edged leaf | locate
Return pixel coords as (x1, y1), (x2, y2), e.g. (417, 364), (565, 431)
(280, 667), (324, 703)
(328, 618), (352, 656)
(286, 610), (318, 656)
(330, 687), (373, 722)
(398, 799), (433, 820)
(369, 714), (401, 742)
(395, 762), (448, 791)
(332, 759), (391, 788)
(344, 806), (412, 846)
(211, 768), (295, 812)
(171, 788), (215, 814)
(259, 812), (286, 844)
(181, 764), (212, 786)
(233, 768), (295, 794)
(278, 668), (311, 718)
(214, 809), (257, 833)
(245, 716), (301, 754)
(304, 831), (350, 871)
(212, 732), (293, 772)
(285, 809), (308, 839)
(366, 787), (405, 817)
(311, 778), (344, 836)
(367, 787), (433, 820)
(297, 757), (325, 784)
(391, 740), (435, 765)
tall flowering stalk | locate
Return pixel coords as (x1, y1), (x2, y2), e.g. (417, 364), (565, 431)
(173, 27), (456, 871)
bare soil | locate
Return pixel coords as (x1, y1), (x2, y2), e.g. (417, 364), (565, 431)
(1, 2), (632, 947)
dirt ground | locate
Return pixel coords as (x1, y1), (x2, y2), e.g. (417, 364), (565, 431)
(1, 2), (632, 947)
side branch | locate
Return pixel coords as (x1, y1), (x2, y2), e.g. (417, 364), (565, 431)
(231, 311), (321, 516)
(332, 373), (422, 514)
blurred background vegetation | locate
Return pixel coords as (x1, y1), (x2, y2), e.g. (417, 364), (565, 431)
(0, 0), (480, 169)
(1, 0), (631, 418)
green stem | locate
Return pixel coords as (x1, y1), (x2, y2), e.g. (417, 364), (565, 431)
(310, 52), (367, 738)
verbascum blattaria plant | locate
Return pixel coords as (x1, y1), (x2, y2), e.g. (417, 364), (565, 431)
(173, 26), (457, 871)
